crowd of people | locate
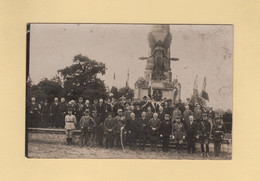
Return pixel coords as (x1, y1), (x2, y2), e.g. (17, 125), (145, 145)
(27, 95), (227, 157)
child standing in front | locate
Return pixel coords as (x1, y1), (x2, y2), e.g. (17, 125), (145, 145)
(65, 109), (77, 145)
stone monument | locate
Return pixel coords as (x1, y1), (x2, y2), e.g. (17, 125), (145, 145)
(134, 25), (181, 103)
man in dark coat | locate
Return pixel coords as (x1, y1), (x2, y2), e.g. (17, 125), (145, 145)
(91, 110), (100, 147)
(159, 113), (172, 152)
(185, 115), (197, 154)
(58, 97), (67, 128)
(40, 100), (50, 128)
(76, 97), (85, 125)
(137, 111), (149, 150)
(50, 97), (59, 128)
(124, 112), (138, 150)
(157, 106), (165, 121)
(27, 97), (40, 127)
(197, 112), (211, 157)
(79, 110), (95, 147)
(97, 98), (106, 122)
(104, 112), (116, 149)
(133, 103), (142, 119)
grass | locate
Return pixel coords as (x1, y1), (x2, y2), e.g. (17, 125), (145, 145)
(27, 140), (232, 160)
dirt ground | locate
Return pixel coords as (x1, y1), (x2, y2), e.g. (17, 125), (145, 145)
(27, 141), (232, 160)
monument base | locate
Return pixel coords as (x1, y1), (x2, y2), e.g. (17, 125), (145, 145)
(134, 87), (175, 100)
(134, 78), (181, 102)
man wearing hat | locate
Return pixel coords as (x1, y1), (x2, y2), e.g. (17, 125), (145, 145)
(172, 116), (185, 153)
(90, 110), (99, 147)
(79, 109), (95, 147)
(64, 108), (77, 145)
(104, 112), (116, 149)
(159, 113), (172, 152)
(114, 109), (126, 149)
(212, 116), (226, 157)
(197, 112), (211, 157)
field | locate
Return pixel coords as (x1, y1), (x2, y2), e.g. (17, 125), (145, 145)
(27, 141), (232, 160)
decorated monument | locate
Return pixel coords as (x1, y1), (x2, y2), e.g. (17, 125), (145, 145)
(134, 25), (181, 102)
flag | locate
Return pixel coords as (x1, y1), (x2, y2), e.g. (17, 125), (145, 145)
(201, 91), (209, 101)
(125, 69), (129, 88)
(201, 76), (209, 101)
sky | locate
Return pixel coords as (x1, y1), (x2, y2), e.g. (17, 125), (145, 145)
(29, 24), (233, 110)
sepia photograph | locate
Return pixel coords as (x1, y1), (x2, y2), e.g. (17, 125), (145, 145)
(26, 24), (233, 159)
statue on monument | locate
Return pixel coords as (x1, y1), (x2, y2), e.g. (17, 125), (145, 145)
(140, 31), (179, 80)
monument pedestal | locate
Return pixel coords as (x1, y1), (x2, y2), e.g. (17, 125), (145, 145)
(134, 79), (181, 103)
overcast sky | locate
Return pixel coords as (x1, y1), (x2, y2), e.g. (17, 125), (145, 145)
(29, 24), (233, 110)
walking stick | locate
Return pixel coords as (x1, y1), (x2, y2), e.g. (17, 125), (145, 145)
(120, 128), (125, 151)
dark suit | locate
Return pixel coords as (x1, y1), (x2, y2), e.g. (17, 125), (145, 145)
(137, 117), (149, 149)
(186, 121), (197, 154)
(160, 119), (172, 152)
(50, 102), (59, 128)
(125, 118), (138, 149)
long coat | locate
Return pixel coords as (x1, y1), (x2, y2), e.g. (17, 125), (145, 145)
(160, 119), (172, 136)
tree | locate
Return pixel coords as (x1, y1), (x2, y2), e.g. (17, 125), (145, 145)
(58, 54), (107, 101)
(110, 86), (119, 99)
(118, 87), (134, 99)
(28, 78), (63, 103)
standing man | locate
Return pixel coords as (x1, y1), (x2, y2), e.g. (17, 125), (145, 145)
(50, 97), (59, 128)
(124, 113), (138, 150)
(212, 116), (226, 157)
(194, 104), (203, 122)
(114, 109), (125, 149)
(97, 98), (106, 122)
(197, 112), (211, 157)
(133, 103), (142, 119)
(27, 97), (40, 127)
(104, 112), (116, 149)
(79, 109), (94, 147)
(148, 113), (161, 151)
(91, 110), (100, 147)
(159, 114), (172, 153)
(157, 106), (165, 121)
(172, 116), (185, 153)
(91, 99), (99, 113)
(58, 97), (67, 128)
(186, 115), (197, 154)
(172, 106), (182, 123)
(40, 100), (49, 128)
(64, 109), (77, 145)
(76, 97), (85, 125)
(146, 106), (154, 121)
(84, 99), (91, 112)
(137, 111), (149, 150)
(183, 105), (193, 126)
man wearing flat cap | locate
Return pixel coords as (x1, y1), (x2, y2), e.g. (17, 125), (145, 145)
(197, 112), (211, 157)
(79, 109), (95, 147)
(104, 112), (116, 149)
